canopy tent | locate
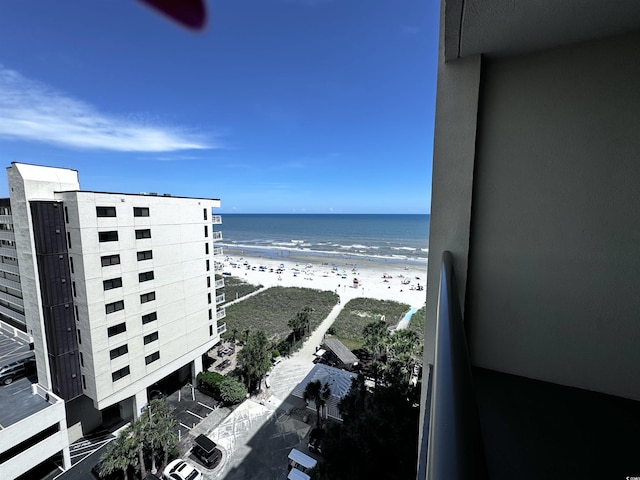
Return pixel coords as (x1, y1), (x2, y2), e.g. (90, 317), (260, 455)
(288, 468), (311, 480)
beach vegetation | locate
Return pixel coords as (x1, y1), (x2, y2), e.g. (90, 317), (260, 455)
(220, 275), (263, 302)
(288, 305), (313, 341)
(330, 298), (410, 351)
(237, 330), (272, 392)
(221, 286), (338, 343)
(408, 306), (425, 340)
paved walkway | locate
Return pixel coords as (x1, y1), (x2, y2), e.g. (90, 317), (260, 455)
(189, 291), (356, 479)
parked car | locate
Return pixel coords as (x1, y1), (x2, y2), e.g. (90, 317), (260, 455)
(0, 355), (35, 385)
(163, 459), (202, 480)
(191, 434), (221, 468)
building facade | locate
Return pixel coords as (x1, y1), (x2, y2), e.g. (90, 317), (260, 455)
(0, 163), (225, 477)
(418, 2), (640, 478)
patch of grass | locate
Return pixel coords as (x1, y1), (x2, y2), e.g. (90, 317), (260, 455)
(221, 275), (263, 302)
(331, 298), (411, 351)
(222, 286), (338, 345)
(408, 306), (425, 340)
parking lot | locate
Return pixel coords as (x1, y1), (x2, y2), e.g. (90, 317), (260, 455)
(165, 382), (222, 442)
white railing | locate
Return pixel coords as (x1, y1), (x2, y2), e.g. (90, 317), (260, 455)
(214, 262), (224, 272)
(217, 323), (227, 335)
(212, 215), (222, 225)
(0, 262), (20, 275)
(0, 230), (15, 242)
(212, 231), (223, 241)
(215, 294), (225, 304)
(213, 247), (223, 256)
(0, 247), (17, 259)
(215, 278), (225, 289)
(216, 308), (226, 320)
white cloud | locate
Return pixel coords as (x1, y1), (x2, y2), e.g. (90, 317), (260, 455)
(0, 66), (216, 152)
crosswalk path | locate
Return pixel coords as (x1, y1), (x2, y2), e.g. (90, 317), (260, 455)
(68, 431), (114, 466)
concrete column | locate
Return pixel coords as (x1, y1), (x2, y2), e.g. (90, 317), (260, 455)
(133, 389), (148, 419)
(62, 444), (72, 470)
(191, 356), (203, 380)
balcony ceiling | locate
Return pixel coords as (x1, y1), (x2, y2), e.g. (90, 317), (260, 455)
(447, 0), (640, 59)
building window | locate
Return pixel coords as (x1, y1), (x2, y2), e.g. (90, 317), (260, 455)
(209, 325), (213, 336)
(77, 329), (81, 344)
(203, 208), (208, 220)
(67, 232), (72, 249)
(140, 292), (156, 304)
(134, 207), (150, 217)
(208, 292), (211, 304)
(112, 366), (130, 382)
(137, 250), (153, 261)
(75, 305), (79, 321)
(82, 374), (86, 389)
(206, 259), (210, 271)
(204, 225), (208, 238)
(142, 312), (157, 324)
(101, 254), (120, 266)
(80, 352), (84, 367)
(145, 351), (160, 365)
(72, 281), (77, 297)
(99, 231), (119, 242)
(143, 331), (158, 345)
(96, 206), (117, 217)
(64, 206), (69, 223)
(103, 277), (123, 290)
(110, 344), (128, 360)
(135, 229), (151, 239)
(205, 243), (209, 255)
(209, 308), (212, 320)
(69, 256), (74, 274)
(139, 271), (154, 282)
(105, 300), (125, 314)
(207, 276), (211, 288)
(107, 322), (126, 337)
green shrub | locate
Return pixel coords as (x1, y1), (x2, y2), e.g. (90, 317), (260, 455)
(219, 377), (248, 405)
(272, 349), (281, 359)
(197, 371), (225, 397)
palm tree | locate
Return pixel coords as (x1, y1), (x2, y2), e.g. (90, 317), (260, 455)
(363, 319), (388, 361)
(145, 398), (178, 469)
(303, 380), (332, 427)
(131, 419), (148, 478)
(99, 425), (135, 480)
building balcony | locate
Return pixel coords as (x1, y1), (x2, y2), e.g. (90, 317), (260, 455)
(212, 215), (222, 225)
(217, 322), (227, 335)
(214, 262), (224, 272)
(0, 262), (20, 275)
(0, 247), (17, 259)
(0, 215), (13, 224)
(212, 247), (223, 256)
(212, 231), (223, 241)
(215, 278), (224, 289)
(0, 231), (15, 242)
(215, 293), (225, 305)
(419, 252), (640, 480)
(216, 308), (226, 320)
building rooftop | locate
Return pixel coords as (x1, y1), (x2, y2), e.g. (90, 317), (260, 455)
(323, 338), (358, 366)
(291, 364), (357, 420)
(0, 329), (50, 428)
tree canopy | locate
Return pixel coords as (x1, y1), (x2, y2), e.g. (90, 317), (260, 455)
(237, 330), (272, 391)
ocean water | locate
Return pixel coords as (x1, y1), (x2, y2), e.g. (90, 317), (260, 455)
(218, 214), (430, 264)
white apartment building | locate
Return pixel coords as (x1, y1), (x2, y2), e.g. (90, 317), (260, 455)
(4, 162), (225, 431)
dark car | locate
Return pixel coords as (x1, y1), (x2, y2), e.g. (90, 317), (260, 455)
(191, 434), (221, 468)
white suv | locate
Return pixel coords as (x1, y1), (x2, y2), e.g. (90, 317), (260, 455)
(163, 459), (202, 480)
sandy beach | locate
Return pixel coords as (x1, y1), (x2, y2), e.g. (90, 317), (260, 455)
(219, 247), (428, 309)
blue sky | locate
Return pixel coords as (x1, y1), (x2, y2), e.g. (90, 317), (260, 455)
(0, 0), (438, 213)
